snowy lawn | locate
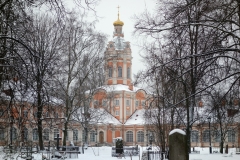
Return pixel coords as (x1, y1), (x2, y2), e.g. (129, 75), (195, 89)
(1, 146), (240, 160)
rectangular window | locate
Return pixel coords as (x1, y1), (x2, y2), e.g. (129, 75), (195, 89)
(191, 131), (199, 142)
(115, 110), (119, 116)
(228, 130), (235, 142)
(203, 130), (209, 142)
(126, 100), (130, 106)
(214, 130), (220, 142)
(126, 110), (130, 115)
(102, 100), (107, 107)
(82, 130), (86, 142)
(55, 113), (58, 118)
(0, 129), (4, 140)
(135, 101), (139, 107)
(118, 67), (122, 77)
(33, 129), (38, 141)
(0, 109), (3, 117)
(90, 131), (96, 142)
(127, 67), (130, 79)
(115, 100), (119, 106)
(108, 67), (112, 78)
(94, 100), (99, 106)
(73, 130), (78, 141)
(43, 129), (49, 141)
(54, 129), (59, 139)
(23, 111), (28, 118)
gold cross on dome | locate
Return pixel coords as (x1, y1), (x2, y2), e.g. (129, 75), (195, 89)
(117, 5), (120, 19)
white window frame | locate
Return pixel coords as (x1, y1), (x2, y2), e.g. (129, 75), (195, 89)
(115, 99), (120, 106)
(0, 128), (4, 140)
(137, 131), (144, 142)
(135, 101), (139, 107)
(118, 67), (122, 77)
(43, 128), (49, 141)
(126, 131), (133, 142)
(108, 67), (112, 77)
(141, 101), (145, 106)
(203, 130), (209, 142)
(228, 130), (235, 142)
(54, 129), (59, 139)
(102, 100), (107, 107)
(73, 130), (78, 141)
(115, 110), (119, 116)
(191, 130), (198, 142)
(126, 110), (130, 116)
(127, 67), (130, 79)
(90, 130), (96, 142)
(33, 128), (38, 141)
(126, 99), (130, 106)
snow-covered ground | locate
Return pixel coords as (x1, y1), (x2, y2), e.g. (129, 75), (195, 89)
(1, 146), (240, 160)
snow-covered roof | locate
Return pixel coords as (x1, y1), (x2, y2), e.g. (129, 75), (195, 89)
(75, 108), (122, 125)
(1, 81), (63, 105)
(124, 109), (145, 125)
(96, 84), (146, 93)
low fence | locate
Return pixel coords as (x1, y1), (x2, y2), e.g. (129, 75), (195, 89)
(111, 146), (140, 157)
(142, 150), (169, 160)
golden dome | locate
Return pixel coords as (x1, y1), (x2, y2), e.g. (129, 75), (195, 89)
(113, 6), (124, 26)
(113, 19), (124, 26)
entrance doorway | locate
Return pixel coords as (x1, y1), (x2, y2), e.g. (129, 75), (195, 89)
(99, 131), (104, 143)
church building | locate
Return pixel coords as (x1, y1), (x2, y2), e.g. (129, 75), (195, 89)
(86, 10), (150, 147)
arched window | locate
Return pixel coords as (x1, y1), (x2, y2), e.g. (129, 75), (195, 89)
(73, 130), (78, 141)
(127, 67), (130, 79)
(137, 131), (144, 142)
(0, 128), (4, 140)
(203, 130), (209, 142)
(108, 67), (112, 78)
(90, 130), (96, 142)
(54, 129), (59, 139)
(191, 130), (198, 142)
(126, 131), (133, 142)
(33, 128), (38, 141)
(43, 128), (49, 141)
(228, 130), (235, 142)
(118, 67), (122, 77)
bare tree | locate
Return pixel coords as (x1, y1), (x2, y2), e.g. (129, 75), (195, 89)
(134, 0), (240, 152)
(53, 12), (107, 146)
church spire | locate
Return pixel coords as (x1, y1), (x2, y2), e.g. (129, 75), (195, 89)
(113, 5), (124, 26)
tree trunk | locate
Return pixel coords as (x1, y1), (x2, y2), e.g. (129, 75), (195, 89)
(37, 87), (44, 150)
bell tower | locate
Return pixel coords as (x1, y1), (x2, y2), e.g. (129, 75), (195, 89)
(104, 7), (133, 87)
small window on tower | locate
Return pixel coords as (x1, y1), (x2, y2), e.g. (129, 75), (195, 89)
(127, 67), (130, 79)
(108, 67), (112, 78)
(115, 100), (120, 106)
(126, 100), (130, 106)
(135, 100), (139, 107)
(118, 67), (122, 77)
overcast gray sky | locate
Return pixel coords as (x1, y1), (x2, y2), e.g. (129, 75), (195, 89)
(93, 0), (155, 76)
(65, 0), (156, 76)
